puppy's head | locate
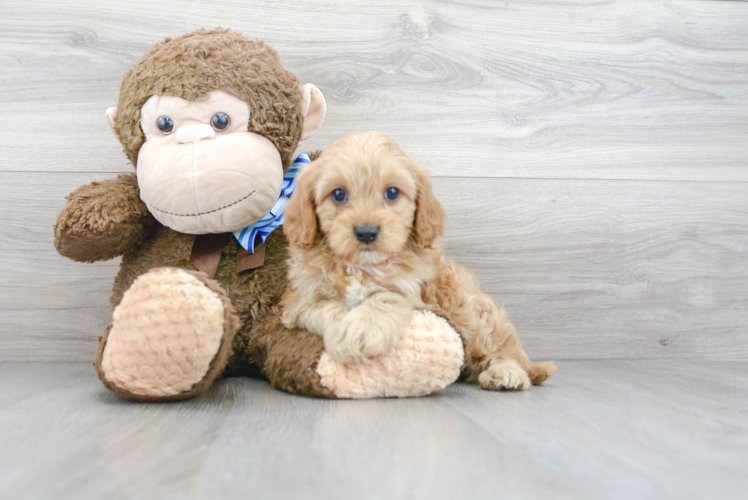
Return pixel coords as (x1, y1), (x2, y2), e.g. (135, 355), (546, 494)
(284, 132), (445, 263)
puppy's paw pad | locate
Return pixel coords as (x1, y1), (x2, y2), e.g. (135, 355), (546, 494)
(478, 360), (531, 391)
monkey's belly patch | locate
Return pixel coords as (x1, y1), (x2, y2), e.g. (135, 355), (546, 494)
(316, 310), (464, 398)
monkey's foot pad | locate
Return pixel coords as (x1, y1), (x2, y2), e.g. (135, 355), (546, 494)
(316, 310), (465, 398)
(97, 267), (238, 401)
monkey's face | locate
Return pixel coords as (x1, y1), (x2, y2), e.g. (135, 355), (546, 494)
(135, 90), (283, 234)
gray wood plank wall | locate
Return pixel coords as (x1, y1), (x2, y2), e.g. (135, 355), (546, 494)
(1, 0), (746, 361)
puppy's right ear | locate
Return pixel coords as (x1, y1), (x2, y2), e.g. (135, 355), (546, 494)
(412, 160), (446, 248)
(284, 162), (319, 248)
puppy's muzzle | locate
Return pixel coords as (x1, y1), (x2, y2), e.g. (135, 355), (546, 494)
(354, 225), (379, 244)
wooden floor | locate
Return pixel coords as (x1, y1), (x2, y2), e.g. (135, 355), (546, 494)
(1, 360), (746, 500)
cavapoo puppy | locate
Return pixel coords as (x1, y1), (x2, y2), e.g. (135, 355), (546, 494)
(281, 132), (556, 390)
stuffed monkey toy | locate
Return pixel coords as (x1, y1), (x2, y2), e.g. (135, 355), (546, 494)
(54, 28), (464, 401)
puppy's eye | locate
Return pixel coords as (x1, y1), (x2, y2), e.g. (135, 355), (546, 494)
(211, 112), (231, 131)
(157, 116), (174, 134)
(331, 188), (347, 204)
(384, 187), (400, 201)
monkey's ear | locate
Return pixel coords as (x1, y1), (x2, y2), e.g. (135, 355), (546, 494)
(105, 107), (119, 138)
(299, 84), (326, 141)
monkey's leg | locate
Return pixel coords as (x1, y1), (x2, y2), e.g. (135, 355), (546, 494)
(250, 310), (464, 399)
(95, 267), (239, 401)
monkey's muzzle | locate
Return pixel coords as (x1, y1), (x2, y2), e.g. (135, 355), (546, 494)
(137, 131), (283, 235)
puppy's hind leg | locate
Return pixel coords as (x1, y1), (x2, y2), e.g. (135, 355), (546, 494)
(479, 325), (558, 387)
(526, 361), (558, 385)
(477, 357), (557, 390)
(478, 359), (531, 391)
(463, 307), (557, 390)
(437, 260), (557, 391)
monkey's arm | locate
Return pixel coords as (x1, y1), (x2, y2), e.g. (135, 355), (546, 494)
(54, 174), (156, 262)
(250, 305), (464, 399)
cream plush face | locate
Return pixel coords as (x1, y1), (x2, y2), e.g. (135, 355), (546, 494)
(135, 91), (283, 234)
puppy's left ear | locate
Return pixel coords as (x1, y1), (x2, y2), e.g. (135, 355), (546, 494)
(284, 160), (320, 248)
(411, 161), (446, 248)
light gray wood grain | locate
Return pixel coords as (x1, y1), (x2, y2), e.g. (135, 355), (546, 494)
(0, 0), (747, 180)
(2, 172), (746, 361)
(1, 2), (747, 360)
(0, 360), (746, 500)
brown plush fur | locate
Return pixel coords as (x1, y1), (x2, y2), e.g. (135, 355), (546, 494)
(54, 175), (155, 263)
(249, 313), (336, 397)
(54, 28), (331, 400)
(282, 133), (557, 390)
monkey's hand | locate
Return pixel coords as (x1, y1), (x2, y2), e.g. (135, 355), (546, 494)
(54, 174), (156, 262)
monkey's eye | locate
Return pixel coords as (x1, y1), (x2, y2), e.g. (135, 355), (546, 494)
(157, 116), (174, 134)
(211, 112), (231, 131)
(384, 187), (400, 201)
(331, 188), (347, 204)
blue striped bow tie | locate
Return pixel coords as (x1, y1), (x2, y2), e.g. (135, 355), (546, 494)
(232, 152), (310, 253)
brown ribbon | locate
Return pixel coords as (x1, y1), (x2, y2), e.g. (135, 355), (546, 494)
(190, 233), (228, 279)
(235, 240), (266, 273)
(190, 233), (266, 279)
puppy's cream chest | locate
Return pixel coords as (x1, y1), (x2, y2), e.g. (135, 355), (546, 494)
(343, 279), (378, 307)
(342, 265), (385, 308)
(341, 261), (427, 308)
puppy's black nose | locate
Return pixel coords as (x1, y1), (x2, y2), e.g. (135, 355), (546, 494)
(354, 225), (379, 244)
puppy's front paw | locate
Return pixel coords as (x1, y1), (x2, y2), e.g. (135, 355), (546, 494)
(324, 314), (401, 364)
(324, 295), (411, 364)
(280, 309), (297, 330)
(478, 359), (531, 391)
